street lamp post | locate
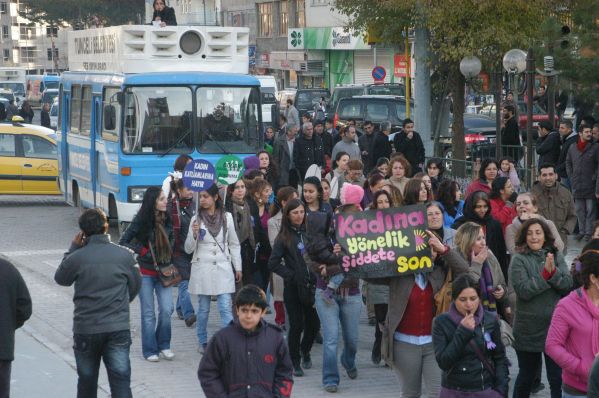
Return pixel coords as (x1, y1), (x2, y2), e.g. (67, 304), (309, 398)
(525, 48), (535, 187)
(459, 55), (482, 161)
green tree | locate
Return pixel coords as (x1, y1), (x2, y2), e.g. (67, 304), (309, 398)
(336, 0), (550, 170)
(20, 0), (145, 27)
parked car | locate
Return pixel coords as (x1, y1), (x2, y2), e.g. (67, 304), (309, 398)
(330, 83), (407, 115)
(0, 122), (60, 194)
(334, 95), (414, 133)
(440, 113), (497, 160)
(294, 88), (331, 118)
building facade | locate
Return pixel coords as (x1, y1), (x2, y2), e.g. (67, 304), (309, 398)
(0, 0), (68, 73)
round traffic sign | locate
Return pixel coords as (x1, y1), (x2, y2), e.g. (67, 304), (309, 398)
(182, 159), (216, 192)
(372, 66), (386, 82)
(215, 155), (245, 185)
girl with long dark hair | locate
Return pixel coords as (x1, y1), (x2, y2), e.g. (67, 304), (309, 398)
(119, 187), (174, 362)
(268, 199), (319, 377)
(302, 176), (332, 216)
(225, 179), (255, 286)
(436, 180), (464, 228)
(248, 178), (273, 291)
(465, 158), (499, 199)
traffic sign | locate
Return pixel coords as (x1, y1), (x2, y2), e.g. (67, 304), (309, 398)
(182, 159), (216, 192)
(372, 66), (386, 82)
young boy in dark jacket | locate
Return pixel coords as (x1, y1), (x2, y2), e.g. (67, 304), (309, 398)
(198, 285), (294, 398)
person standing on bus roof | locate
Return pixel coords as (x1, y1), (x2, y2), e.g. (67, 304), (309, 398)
(151, 0), (177, 26)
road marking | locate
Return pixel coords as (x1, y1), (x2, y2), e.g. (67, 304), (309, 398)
(3, 249), (65, 257)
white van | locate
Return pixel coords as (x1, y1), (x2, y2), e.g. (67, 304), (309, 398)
(256, 75), (278, 125)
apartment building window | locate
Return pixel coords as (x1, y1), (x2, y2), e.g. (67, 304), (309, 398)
(0, 3), (7, 13)
(46, 26), (57, 37)
(2, 25), (8, 39)
(279, 1), (288, 35)
(20, 26), (36, 40)
(20, 47), (35, 63)
(311, 0), (328, 5)
(258, 2), (273, 37)
(47, 48), (58, 61)
(3, 49), (9, 62)
(297, 0), (305, 28)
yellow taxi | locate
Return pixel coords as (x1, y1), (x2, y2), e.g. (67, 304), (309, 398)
(0, 119), (60, 194)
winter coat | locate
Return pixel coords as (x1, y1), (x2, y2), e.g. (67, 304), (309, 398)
(566, 139), (599, 199)
(292, 134), (325, 179)
(118, 213), (174, 272)
(546, 287), (599, 393)
(0, 258), (31, 361)
(184, 212), (242, 296)
(285, 105), (299, 129)
(501, 116), (520, 146)
(268, 224), (312, 289)
(198, 319), (293, 398)
(509, 249), (573, 352)
(358, 131), (377, 168)
(530, 181), (577, 246)
(393, 131), (425, 175)
(369, 131), (393, 170)
(556, 132), (578, 179)
(439, 201), (464, 229)
(167, 198), (194, 280)
(267, 212), (285, 302)
(272, 137), (295, 187)
(505, 215), (564, 256)
(152, 6), (177, 25)
(536, 131), (561, 166)
(389, 175), (409, 195)
(41, 109), (51, 128)
(489, 197), (517, 234)
(433, 305), (509, 395)
(331, 138), (361, 162)
(465, 179), (491, 200)
(317, 131), (333, 158)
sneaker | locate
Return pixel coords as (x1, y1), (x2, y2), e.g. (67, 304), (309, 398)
(146, 354), (160, 362)
(324, 384), (338, 393)
(301, 353), (312, 369)
(575, 233), (585, 241)
(346, 367), (358, 379)
(321, 288), (335, 305)
(185, 314), (197, 327)
(315, 331), (323, 345)
(293, 364), (304, 377)
(160, 349), (175, 360)
(531, 382), (545, 394)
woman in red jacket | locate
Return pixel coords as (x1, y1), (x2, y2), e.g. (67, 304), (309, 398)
(489, 176), (516, 234)
(465, 158), (499, 199)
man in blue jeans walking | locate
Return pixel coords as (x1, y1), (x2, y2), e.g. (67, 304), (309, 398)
(55, 209), (141, 398)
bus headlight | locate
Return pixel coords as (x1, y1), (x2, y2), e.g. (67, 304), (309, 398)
(128, 186), (150, 203)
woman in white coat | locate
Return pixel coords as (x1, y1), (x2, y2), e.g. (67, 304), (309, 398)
(185, 184), (242, 353)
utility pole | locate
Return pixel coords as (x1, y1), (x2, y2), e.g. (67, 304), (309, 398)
(526, 48), (535, 187)
(414, 26), (432, 156)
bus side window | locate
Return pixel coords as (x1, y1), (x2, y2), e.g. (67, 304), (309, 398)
(70, 85), (81, 134)
(101, 87), (120, 142)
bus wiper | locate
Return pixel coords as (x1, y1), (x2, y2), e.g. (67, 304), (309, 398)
(204, 130), (231, 155)
(159, 127), (192, 158)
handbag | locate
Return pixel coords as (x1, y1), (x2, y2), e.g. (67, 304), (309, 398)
(148, 241), (181, 288)
(434, 268), (452, 316)
(297, 270), (316, 307)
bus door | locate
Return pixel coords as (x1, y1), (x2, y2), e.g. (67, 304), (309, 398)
(89, 92), (101, 207)
(60, 92), (69, 199)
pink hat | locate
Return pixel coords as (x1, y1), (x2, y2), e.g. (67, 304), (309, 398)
(340, 184), (364, 209)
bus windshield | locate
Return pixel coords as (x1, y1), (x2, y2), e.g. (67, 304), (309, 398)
(197, 86), (261, 154)
(122, 86), (194, 154)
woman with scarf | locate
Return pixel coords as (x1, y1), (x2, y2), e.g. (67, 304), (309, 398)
(267, 187), (299, 328)
(247, 179), (273, 292)
(168, 179), (196, 327)
(119, 187), (175, 362)
(489, 176), (517, 234)
(452, 222), (510, 320)
(510, 218), (573, 398)
(426, 158), (446, 196)
(225, 179), (255, 287)
(432, 274), (509, 397)
(452, 191), (509, 280)
(184, 184), (242, 354)
(546, 241), (599, 398)
(268, 199), (319, 378)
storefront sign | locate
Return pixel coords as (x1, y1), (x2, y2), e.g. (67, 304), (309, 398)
(394, 54), (408, 77)
(288, 27), (370, 51)
(259, 53), (270, 68)
(335, 205), (432, 278)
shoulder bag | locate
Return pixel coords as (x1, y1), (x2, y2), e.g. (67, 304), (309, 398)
(148, 241), (181, 288)
(434, 268), (452, 316)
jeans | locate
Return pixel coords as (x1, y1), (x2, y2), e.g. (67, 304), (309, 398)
(284, 283), (319, 366)
(575, 198), (596, 236)
(513, 350), (562, 398)
(0, 360), (10, 398)
(176, 280), (195, 321)
(327, 273), (345, 290)
(314, 289), (362, 387)
(73, 330), (132, 398)
(196, 294), (233, 346)
(139, 276), (173, 358)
